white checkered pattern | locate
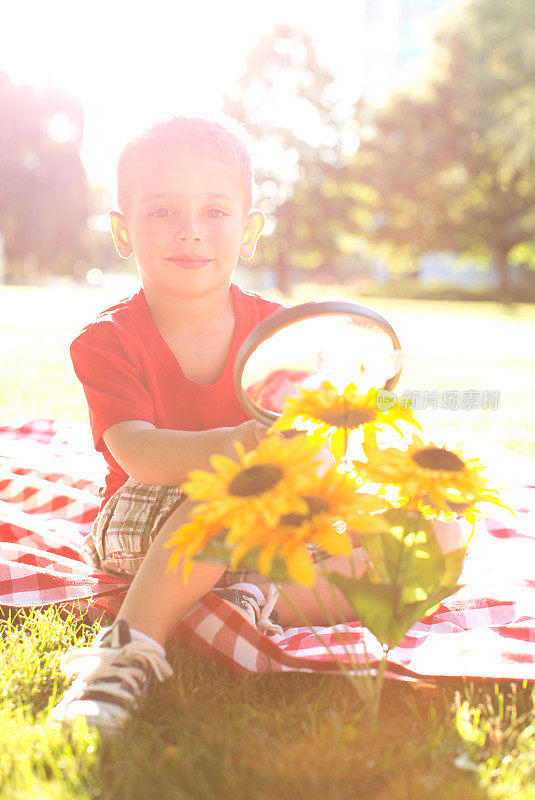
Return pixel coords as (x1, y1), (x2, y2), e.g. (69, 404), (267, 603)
(1, 418), (534, 682)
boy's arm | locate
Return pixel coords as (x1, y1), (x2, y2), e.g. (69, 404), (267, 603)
(103, 419), (269, 487)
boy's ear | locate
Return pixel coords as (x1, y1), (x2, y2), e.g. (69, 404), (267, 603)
(110, 211), (133, 259)
(239, 209), (265, 262)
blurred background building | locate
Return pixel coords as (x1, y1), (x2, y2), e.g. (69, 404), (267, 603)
(362, 0), (451, 101)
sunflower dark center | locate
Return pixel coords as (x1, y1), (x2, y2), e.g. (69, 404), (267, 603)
(228, 463), (283, 497)
(446, 500), (470, 511)
(280, 496), (331, 527)
(320, 408), (376, 428)
(411, 447), (465, 472)
(280, 512), (308, 527)
(304, 495), (331, 516)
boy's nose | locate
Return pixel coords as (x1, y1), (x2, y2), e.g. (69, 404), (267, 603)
(175, 216), (202, 241)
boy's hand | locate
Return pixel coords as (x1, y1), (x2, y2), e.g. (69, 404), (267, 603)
(232, 423), (334, 476)
(103, 419), (273, 485)
(227, 419), (271, 454)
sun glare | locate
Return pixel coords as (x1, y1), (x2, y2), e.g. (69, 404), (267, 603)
(0, 0), (364, 194)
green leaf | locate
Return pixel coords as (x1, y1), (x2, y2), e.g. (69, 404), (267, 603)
(442, 549), (466, 586)
(192, 533), (232, 565)
(386, 584), (461, 647)
(329, 571), (462, 650)
(260, 555), (291, 584)
(328, 574), (400, 647)
(362, 509), (464, 594)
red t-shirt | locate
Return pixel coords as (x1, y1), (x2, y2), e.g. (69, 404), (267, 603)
(70, 283), (283, 507)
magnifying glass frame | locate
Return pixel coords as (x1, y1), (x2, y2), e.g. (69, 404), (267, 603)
(234, 300), (402, 426)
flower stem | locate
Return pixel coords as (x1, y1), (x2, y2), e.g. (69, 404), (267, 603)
(275, 583), (374, 705)
(317, 573), (377, 700)
(368, 644), (389, 730)
(316, 565), (379, 703)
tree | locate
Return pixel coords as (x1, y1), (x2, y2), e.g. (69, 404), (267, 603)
(472, 0), (535, 177)
(222, 25), (358, 293)
(0, 72), (89, 282)
(349, 0), (535, 301)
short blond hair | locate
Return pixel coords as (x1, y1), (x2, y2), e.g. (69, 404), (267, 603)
(117, 115), (254, 213)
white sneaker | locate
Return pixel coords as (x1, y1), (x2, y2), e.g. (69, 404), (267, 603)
(51, 619), (173, 733)
(212, 583), (284, 639)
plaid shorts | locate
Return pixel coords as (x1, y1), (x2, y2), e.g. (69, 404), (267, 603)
(82, 478), (264, 588)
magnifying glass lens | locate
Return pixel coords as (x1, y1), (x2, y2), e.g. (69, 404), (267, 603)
(234, 302), (402, 426)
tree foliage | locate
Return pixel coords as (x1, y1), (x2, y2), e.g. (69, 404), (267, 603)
(474, 0), (535, 177)
(350, 0), (535, 300)
(222, 25), (358, 292)
(0, 72), (89, 281)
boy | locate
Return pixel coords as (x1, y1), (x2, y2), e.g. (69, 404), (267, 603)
(50, 116), (401, 733)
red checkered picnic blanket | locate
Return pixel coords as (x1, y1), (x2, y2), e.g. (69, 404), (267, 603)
(1, 418), (534, 682)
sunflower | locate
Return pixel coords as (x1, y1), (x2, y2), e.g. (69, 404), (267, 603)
(181, 432), (328, 538)
(354, 434), (503, 520)
(226, 465), (389, 587)
(272, 381), (419, 459)
(228, 513), (346, 588)
(273, 466), (390, 536)
(164, 517), (225, 583)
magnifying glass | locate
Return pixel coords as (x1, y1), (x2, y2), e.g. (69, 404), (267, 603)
(234, 300), (403, 426)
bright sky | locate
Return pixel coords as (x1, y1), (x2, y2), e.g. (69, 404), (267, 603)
(0, 0), (365, 197)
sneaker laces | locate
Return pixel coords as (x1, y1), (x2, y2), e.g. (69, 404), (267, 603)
(238, 583), (283, 638)
(258, 583), (282, 637)
(60, 639), (173, 703)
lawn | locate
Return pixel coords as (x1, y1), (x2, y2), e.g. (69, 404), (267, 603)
(1, 284), (534, 800)
(2, 283), (534, 457)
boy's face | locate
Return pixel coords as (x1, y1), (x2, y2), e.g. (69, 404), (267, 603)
(110, 147), (264, 302)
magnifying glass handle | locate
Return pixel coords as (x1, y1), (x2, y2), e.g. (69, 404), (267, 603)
(279, 428), (306, 439)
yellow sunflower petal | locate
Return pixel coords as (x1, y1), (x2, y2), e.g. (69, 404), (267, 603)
(165, 548), (184, 574)
(356, 435), (503, 518)
(257, 541), (278, 577)
(350, 515), (390, 533)
(329, 426), (348, 460)
(312, 527), (352, 556)
(209, 453), (240, 474)
(229, 539), (254, 571)
(285, 545), (316, 587)
(182, 559), (194, 584)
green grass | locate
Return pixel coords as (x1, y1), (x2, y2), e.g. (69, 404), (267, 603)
(2, 284), (534, 456)
(1, 607), (534, 800)
(290, 284), (535, 458)
(1, 284), (534, 799)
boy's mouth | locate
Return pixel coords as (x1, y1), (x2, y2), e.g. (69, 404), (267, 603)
(166, 257), (213, 270)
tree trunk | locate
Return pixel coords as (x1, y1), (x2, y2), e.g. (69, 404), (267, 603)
(494, 244), (512, 304)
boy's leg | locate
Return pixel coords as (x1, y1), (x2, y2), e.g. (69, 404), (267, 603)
(116, 496), (226, 646)
(116, 509), (465, 633)
(51, 496), (227, 732)
(268, 549), (370, 628)
(262, 516), (465, 627)
(114, 502), (367, 637)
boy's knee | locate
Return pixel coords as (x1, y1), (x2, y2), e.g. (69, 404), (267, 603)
(153, 494), (197, 542)
(432, 516), (466, 554)
(316, 547), (370, 580)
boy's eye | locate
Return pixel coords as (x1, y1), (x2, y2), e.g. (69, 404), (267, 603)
(149, 208), (174, 218)
(205, 208), (227, 218)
